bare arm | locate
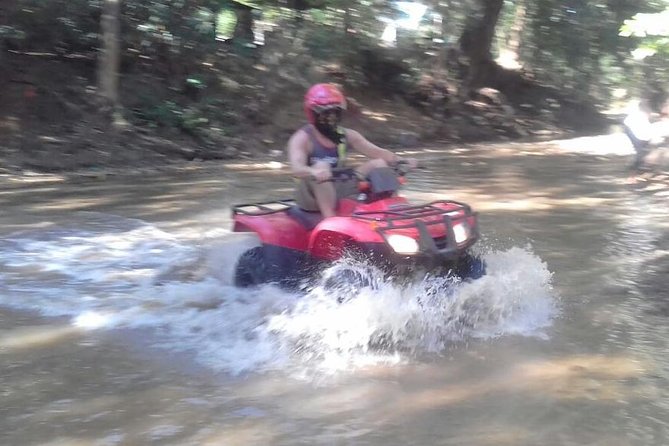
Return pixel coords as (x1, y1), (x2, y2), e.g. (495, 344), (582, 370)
(346, 129), (400, 164)
(346, 129), (418, 169)
(287, 129), (332, 181)
(287, 129), (314, 178)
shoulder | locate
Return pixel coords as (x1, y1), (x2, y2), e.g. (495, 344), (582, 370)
(343, 128), (367, 146)
(342, 128), (361, 140)
(288, 127), (312, 151)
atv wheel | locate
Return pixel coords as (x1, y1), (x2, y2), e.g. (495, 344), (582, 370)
(234, 246), (266, 287)
(322, 267), (377, 302)
(455, 253), (486, 280)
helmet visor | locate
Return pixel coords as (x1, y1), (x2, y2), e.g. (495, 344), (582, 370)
(312, 103), (346, 114)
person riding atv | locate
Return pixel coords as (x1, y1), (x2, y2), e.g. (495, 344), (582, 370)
(230, 83), (483, 289)
(288, 83), (417, 217)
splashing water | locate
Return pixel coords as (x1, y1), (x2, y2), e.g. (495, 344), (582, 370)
(267, 249), (555, 372)
(0, 213), (557, 375)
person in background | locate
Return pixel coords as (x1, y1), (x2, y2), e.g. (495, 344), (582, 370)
(623, 99), (654, 173)
(287, 83), (417, 217)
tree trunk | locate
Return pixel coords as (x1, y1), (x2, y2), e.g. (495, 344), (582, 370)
(459, 0), (504, 89)
(343, 5), (351, 36)
(233, 5), (255, 43)
(431, 0), (447, 75)
(97, 0), (121, 108)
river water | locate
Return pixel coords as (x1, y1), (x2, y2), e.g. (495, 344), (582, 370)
(0, 135), (667, 445)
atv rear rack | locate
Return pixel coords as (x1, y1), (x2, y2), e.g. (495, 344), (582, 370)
(232, 199), (296, 216)
(354, 200), (479, 259)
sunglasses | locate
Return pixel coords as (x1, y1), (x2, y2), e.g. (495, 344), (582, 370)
(312, 104), (345, 114)
(316, 109), (342, 124)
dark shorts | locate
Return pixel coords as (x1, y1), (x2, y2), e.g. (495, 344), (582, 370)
(623, 125), (650, 151)
(295, 177), (359, 211)
(623, 125), (652, 170)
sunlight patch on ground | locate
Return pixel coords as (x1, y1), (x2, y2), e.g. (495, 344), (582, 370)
(361, 110), (391, 122)
(444, 428), (530, 446)
(381, 354), (649, 421)
(542, 133), (634, 156)
(33, 197), (120, 211)
(0, 325), (81, 352)
(407, 191), (613, 212)
(196, 420), (279, 446)
(497, 49), (523, 70)
(510, 355), (650, 401)
(0, 186), (61, 196)
(224, 162), (288, 171)
(479, 196), (613, 212)
(4, 173), (67, 184)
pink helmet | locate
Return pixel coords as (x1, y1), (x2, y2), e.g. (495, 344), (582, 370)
(303, 83), (347, 124)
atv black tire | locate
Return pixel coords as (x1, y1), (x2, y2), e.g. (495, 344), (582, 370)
(234, 246), (266, 287)
(455, 253), (486, 280)
(323, 267), (377, 303)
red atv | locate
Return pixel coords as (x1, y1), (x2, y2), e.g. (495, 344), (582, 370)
(232, 164), (484, 288)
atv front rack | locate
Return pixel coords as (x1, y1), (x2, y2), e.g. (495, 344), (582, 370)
(352, 200), (473, 225)
(353, 200), (479, 259)
(232, 199), (296, 216)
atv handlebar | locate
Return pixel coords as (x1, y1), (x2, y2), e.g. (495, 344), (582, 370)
(390, 159), (414, 176)
(316, 162), (414, 183)
(322, 165), (410, 193)
(311, 167), (358, 184)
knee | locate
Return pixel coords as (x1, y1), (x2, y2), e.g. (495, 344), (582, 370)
(369, 158), (389, 169)
(357, 158), (390, 177)
(312, 180), (335, 194)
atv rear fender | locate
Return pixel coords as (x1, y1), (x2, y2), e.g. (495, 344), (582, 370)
(233, 214), (309, 251)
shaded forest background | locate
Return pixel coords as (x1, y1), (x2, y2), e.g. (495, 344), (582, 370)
(1, 0), (668, 173)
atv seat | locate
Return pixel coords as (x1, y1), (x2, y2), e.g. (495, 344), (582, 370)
(287, 206), (324, 230)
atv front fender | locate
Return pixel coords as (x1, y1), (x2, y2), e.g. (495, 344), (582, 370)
(309, 217), (385, 260)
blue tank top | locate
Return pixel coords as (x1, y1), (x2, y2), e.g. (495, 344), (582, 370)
(303, 124), (347, 168)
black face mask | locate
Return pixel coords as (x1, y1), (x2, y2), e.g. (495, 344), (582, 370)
(314, 109), (343, 143)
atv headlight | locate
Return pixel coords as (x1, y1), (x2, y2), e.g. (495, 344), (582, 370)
(453, 222), (469, 244)
(387, 234), (420, 255)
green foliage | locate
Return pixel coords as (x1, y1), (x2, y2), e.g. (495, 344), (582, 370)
(505, 1), (646, 102)
(617, 4), (669, 103)
(620, 9), (669, 38)
(620, 8), (669, 58)
(5, 0), (669, 135)
(230, 0), (262, 9)
(216, 8), (237, 39)
(3, 0), (98, 51)
(137, 100), (182, 128)
(181, 107), (210, 131)
(135, 100), (210, 132)
(186, 77), (207, 89)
